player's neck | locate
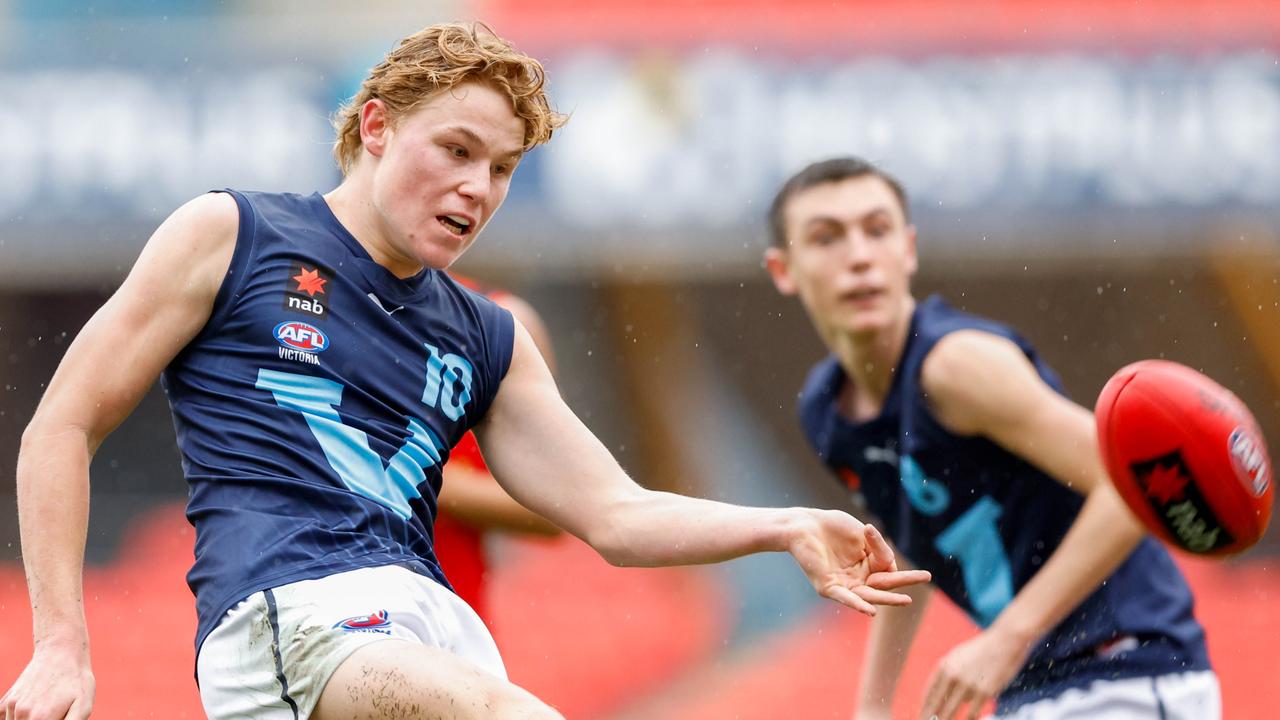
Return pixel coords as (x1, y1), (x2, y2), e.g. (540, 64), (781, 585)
(830, 296), (915, 421)
(323, 176), (424, 279)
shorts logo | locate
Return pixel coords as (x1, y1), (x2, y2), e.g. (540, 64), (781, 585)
(1228, 426), (1270, 497)
(1094, 634), (1139, 659)
(334, 610), (392, 635)
(274, 321), (329, 352)
(284, 261), (331, 318)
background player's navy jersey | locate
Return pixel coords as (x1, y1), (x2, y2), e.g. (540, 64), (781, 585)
(798, 295), (1210, 711)
(161, 190), (514, 655)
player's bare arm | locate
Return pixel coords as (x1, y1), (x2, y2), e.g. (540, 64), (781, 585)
(2, 192), (238, 720)
(916, 329), (1146, 720)
(855, 548), (934, 720)
(437, 290), (562, 537)
(438, 463), (562, 535)
(476, 321), (931, 615)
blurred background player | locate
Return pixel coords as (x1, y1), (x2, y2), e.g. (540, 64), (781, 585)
(436, 277), (562, 625)
(764, 157), (1218, 720)
(1, 24), (929, 720)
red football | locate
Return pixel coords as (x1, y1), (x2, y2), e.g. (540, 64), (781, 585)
(1095, 359), (1273, 556)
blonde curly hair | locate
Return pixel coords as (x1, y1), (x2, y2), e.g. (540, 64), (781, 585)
(333, 22), (565, 174)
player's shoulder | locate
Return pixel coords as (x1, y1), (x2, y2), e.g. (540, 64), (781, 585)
(922, 329), (1026, 393)
(143, 192), (240, 273)
(444, 274), (534, 336)
(116, 193), (242, 316)
(440, 271), (503, 312)
(167, 191), (240, 237)
(206, 189), (338, 236)
(920, 323), (1050, 438)
(913, 296), (1028, 374)
(912, 295), (1013, 347)
(436, 274), (516, 365)
(489, 292), (538, 325)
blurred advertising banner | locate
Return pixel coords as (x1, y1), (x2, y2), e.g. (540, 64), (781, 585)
(537, 51), (1280, 226)
(3, 48), (1279, 280)
(7, 52), (1279, 217)
(0, 67), (337, 220)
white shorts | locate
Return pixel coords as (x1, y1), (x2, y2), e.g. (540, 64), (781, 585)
(996, 670), (1220, 720)
(196, 564), (505, 720)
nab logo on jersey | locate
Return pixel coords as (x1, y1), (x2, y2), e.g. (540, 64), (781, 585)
(284, 261), (331, 318)
(274, 321), (329, 352)
(286, 295), (325, 317)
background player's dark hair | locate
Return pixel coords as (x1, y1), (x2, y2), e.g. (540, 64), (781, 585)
(768, 157), (911, 248)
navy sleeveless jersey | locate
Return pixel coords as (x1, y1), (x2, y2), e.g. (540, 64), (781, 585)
(161, 190), (514, 654)
(798, 295), (1209, 711)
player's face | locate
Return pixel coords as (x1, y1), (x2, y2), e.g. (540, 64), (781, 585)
(367, 81), (526, 271)
(766, 176), (918, 339)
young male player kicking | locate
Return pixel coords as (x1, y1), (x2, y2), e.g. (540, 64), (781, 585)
(2, 26), (931, 720)
(764, 157), (1218, 719)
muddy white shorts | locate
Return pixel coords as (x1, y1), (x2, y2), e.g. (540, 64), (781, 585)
(196, 564), (505, 720)
(995, 670), (1220, 720)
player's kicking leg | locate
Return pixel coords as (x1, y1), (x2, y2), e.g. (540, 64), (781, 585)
(314, 641), (562, 719)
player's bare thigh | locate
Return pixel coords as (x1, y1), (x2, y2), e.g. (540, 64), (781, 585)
(313, 639), (563, 720)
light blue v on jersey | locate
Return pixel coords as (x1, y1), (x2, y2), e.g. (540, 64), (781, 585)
(161, 190), (513, 656)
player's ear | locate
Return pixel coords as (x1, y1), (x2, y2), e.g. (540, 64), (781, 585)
(904, 224), (919, 278)
(360, 99), (392, 159)
(764, 246), (797, 296)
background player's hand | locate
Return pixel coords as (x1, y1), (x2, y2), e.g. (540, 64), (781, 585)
(786, 509), (931, 615)
(1, 638), (95, 720)
(918, 627), (1032, 720)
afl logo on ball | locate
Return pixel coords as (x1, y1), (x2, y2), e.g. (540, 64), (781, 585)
(333, 610), (392, 635)
(1229, 427), (1270, 497)
(273, 321), (329, 353)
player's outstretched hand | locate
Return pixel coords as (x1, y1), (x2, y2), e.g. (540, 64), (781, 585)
(1, 640), (95, 720)
(786, 508), (931, 615)
(918, 627), (1033, 720)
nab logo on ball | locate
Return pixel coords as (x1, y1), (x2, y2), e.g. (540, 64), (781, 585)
(1130, 452), (1233, 554)
(333, 610), (393, 635)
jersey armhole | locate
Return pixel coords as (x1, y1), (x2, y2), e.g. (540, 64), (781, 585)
(906, 322), (1030, 452)
(463, 302), (515, 432)
(191, 189), (258, 343)
(492, 305), (516, 384)
(900, 327), (957, 454)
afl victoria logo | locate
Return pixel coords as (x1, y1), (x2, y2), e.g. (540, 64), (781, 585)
(273, 321), (329, 353)
(1228, 427), (1270, 497)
